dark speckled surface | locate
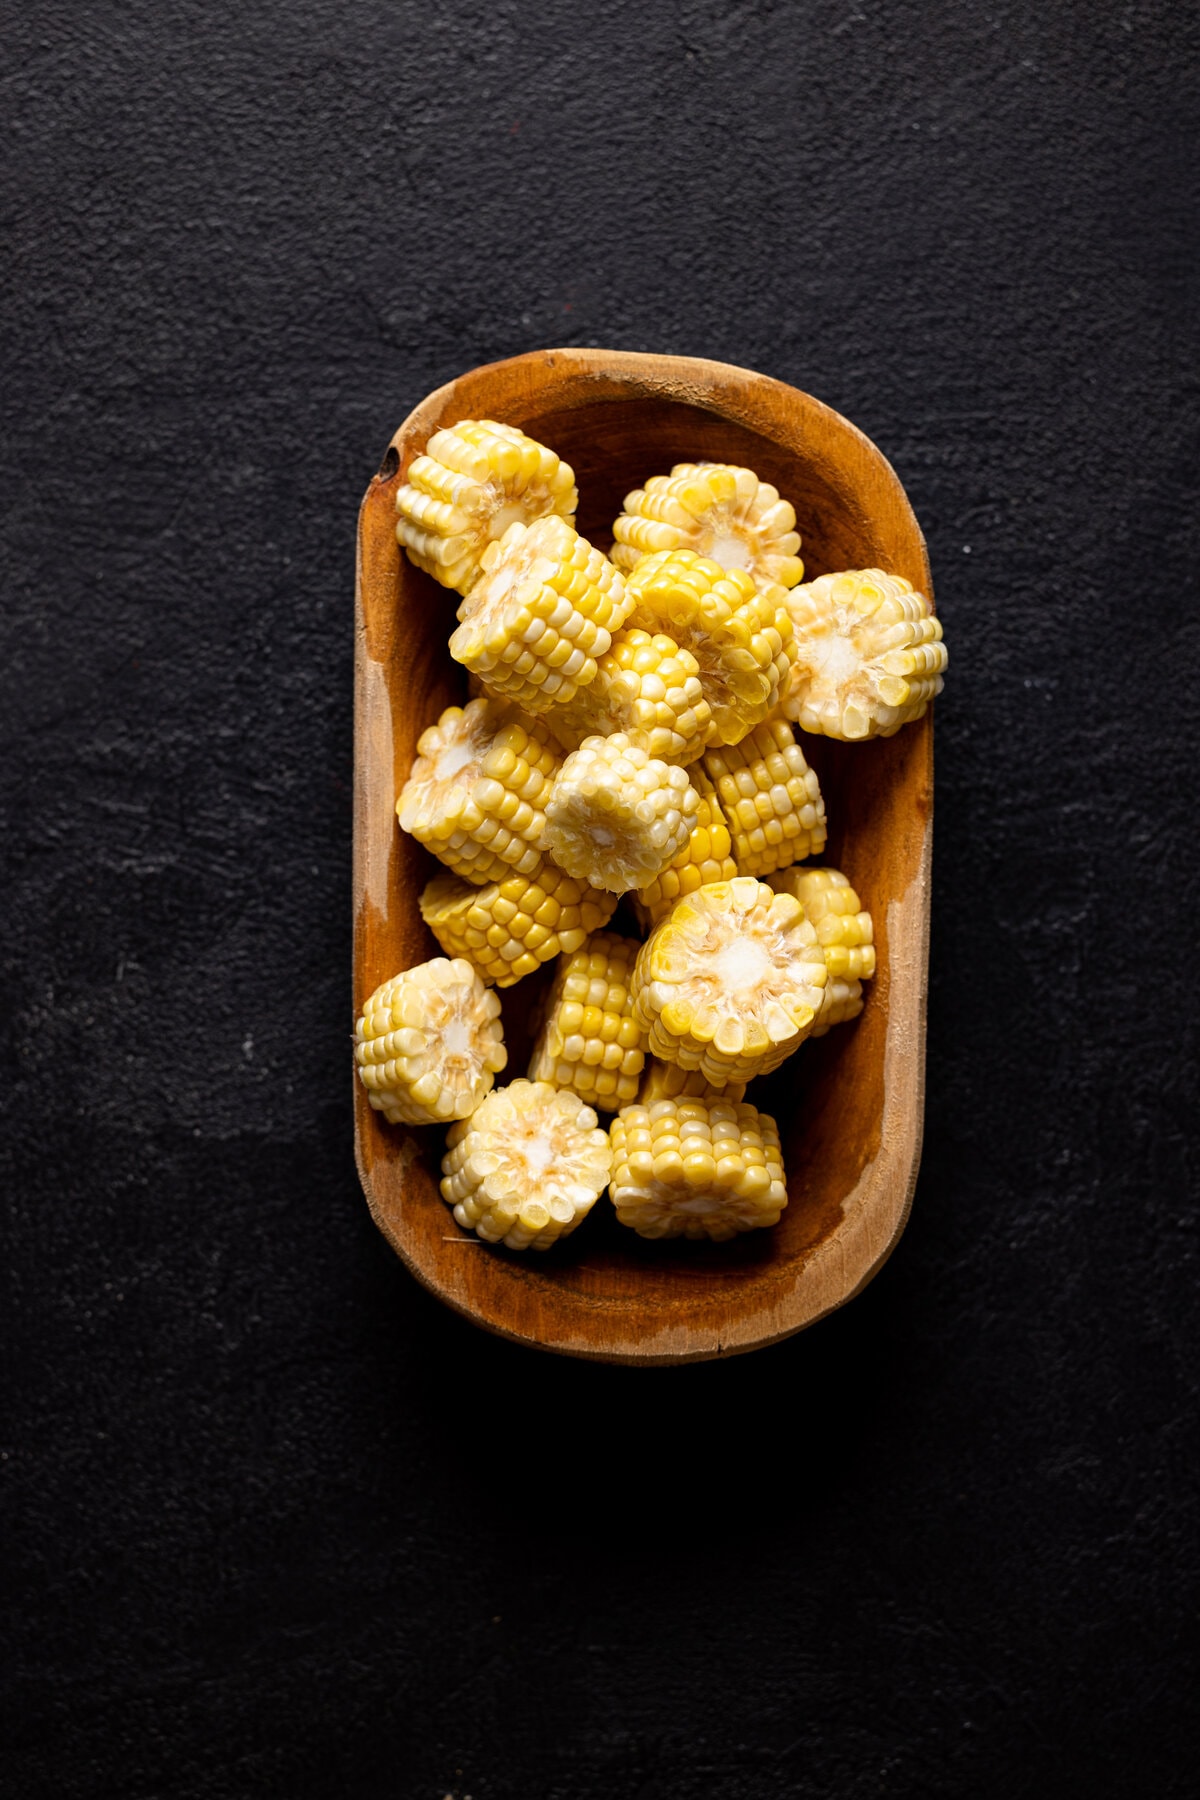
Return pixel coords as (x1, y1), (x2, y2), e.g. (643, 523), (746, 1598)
(3, 2), (1197, 1795)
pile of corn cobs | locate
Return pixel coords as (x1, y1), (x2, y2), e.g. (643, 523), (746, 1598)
(354, 420), (947, 1250)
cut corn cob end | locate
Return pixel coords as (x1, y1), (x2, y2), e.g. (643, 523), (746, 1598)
(449, 516), (631, 715)
(395, 419), (577, 597)
(442, 1080), (612, 1250)
(528, 931), (645, 1111)
(777, 568), (947, 740)
(704, 718), (827, 878)
(543, 626), (712, 763)
(623, 549), (795, 746)
(632, 876), (828, 1088)
(609, 1098), (787, 1241)
(420, 864), (617, 987)
(612, 461), (803, 593)
(633, 766), (738, 928)
(637, 1057), (747, 1106)
(396, 697), (560, 885)
(544, 732), (699, 894)
(354, 958), (506, 1125)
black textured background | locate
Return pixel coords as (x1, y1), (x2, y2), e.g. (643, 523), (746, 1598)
(3, 3), (1198, 1796)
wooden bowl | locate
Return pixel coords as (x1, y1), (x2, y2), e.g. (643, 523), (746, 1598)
(354, 348), (933, 1364)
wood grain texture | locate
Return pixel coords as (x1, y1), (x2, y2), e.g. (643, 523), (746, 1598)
(354, 348), (933, 1363)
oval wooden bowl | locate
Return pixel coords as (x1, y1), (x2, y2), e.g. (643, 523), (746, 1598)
(354, 348), (933, 1364)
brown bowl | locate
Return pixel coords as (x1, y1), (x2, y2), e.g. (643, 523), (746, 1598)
(354, 348), (933, 1364)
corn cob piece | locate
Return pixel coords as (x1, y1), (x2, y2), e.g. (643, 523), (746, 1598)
(777, 568), (947, 740)
(396, 698), (561, 885)
(767, 866), (874, 1037)
(765, 867), (875, 981)
(442, 1080), (612, 1250)
(543, 627), (712, 764)
(612, 462), (804, 592)
(448, 516), (631, 715)
(638, 1057), (746, 1106)
(631, 767), (738, 929)
(632, 876), (827, 1088)
(703, 719), (827, 878)
(543, 733), (699, 894)
(609, 1097), (787, 1241)
(395, 420), (577, 597)
(623, 550), (794, 746)
(808, 973), (864, 1036)
(420, 865), (617, 988)
(528, 932), (645, 1110)
(354, 958), (507, 1125)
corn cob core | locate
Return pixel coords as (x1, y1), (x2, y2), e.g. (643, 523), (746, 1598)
(354, 958), (507, 1125)
(420, 866), (617, 987)
(449, 516), (631, 715)
(396, 698), (561, 885)
(544, 626), (712, 764)
(441, 1079), (612, 1250)
(528, 931), (646, 1110)
(609, 1098), (787, 1241)
(777, 568), (948, 740)
(632, 876), (827, 1087)
(638, 1057), (746, 1106)
(395, 419), (577, 597)
(623, 550), (794, 746)
(612, 462), (804, 593)
(544, 733), (699, 894)
(632, 767), (738, 929)
(703, 719), (827, 878)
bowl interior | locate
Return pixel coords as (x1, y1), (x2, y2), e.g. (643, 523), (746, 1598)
(355, 350), (932, 1361)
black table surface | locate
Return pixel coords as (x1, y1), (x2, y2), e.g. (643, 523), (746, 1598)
(3, 3), (1197, 1796)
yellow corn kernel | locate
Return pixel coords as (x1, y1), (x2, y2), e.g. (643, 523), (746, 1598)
(609, 1097), (787, 1241)
(396, 697), (561, 885)
(528, 932), (646, 1110)
(631, 876), (827, 1087)
(777, 568), (948, 740)
(612, 462), (804, 592)
(354, 957), (506, 1125)
(544, 626), (712, 764)
(637, 1057), (746, 1106)
(420, 863), (617, 987)
(623, 550), (794, 746)
(449, 516), (632, 714)
(395, 419), (577, 597)
(765, 866), (876, 980)
(441, 1079), (612, 1249)
(632, 767), (738, 928)
(543, 732), (699, 894)
(703, 719), (827, 878)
